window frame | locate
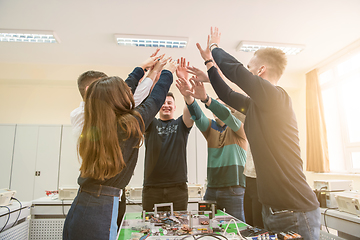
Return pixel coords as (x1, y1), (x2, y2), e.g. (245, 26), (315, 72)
(318, 51), (360, 173)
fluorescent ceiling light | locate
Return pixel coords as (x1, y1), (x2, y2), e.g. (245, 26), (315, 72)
(115, 34), (188, 49)
(237, 41), (305, 55)
(0, 29), (60, 43)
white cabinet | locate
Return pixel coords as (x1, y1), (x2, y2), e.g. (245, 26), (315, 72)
(187, 127), (197, 184)
(194, 127), (207, 185)
(58, 125), (80, 188)
(1, 124), (207, 202)
(10, 125), (61, 201)
(127, 144), (145, 187)
(0, 124), (16, 189)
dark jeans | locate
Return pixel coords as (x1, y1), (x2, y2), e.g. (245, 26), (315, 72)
(63, 185), (120, 240)
(142, 183), (188, 212)
(244, 177), (263, 228)
(262, 205), (320, 240)
(204, 185), (245, 222)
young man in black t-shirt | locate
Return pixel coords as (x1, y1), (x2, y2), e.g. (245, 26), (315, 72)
(142, 91), (194, 212)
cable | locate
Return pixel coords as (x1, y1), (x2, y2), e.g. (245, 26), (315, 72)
(62, 199), (67, 217)
(197, 233), (228, 239)
(197, 235), (222, 240)
(0, 206), (11, 233)
(10, 197), (22, 228)
(323, 207), (338, 233)
(126, 196), (142, 206)
(223, 218), (246, 240)
(180, 233), (228, 240)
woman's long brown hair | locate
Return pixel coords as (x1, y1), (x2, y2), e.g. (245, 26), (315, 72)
(78, 76), (145, 180)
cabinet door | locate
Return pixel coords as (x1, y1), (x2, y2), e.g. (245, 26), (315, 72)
(33, 125), (61, 199)
(195, 128), (207, 185)
(11, 125), (61, 201)
(58, 125), (81, 188)
(0, 124), (16, 189)
(187, 128), (197, 184)
(127, 144), (145, 187)
(11, 125), (38, 201)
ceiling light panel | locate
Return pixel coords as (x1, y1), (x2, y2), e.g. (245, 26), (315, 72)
(237, 41), (305, 55)
(115, 34), (188, 49)
(0, 29), (60, 43)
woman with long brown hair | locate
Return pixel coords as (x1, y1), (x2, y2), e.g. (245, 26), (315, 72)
(63, 56), (177, 240)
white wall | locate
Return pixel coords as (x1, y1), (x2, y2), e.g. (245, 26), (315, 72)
(0, 62), (134, 124)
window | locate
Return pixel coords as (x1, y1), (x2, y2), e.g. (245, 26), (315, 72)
(319, 52), (360, 173)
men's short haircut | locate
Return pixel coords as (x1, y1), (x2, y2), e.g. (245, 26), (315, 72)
(167, 92), (175, 101)
(77, 71), (108, 99)
(254, 48), (287, 79)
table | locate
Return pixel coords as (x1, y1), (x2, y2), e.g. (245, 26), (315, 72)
(117, 210), (249, 240)
(0, 200), (31, 240)
(321, 208), (360, 239)
(30, 196), (73, 240)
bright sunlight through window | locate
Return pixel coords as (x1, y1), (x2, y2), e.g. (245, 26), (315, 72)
(320, 51), (360, 173)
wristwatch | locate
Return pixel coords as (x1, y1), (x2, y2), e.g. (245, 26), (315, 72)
(201, 94), (210, 103)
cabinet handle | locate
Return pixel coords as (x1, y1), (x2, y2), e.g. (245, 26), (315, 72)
(35, 171), (41, 176)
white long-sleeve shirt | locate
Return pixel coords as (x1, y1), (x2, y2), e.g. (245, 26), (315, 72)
(70, 77), (153, 141)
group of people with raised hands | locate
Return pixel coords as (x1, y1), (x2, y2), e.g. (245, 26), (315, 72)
(64, 27), (320, 240)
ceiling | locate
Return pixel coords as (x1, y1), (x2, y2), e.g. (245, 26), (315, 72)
(1, 0), (360, 86)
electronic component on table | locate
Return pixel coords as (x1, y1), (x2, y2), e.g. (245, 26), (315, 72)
(124, 209), (248, 239)
(314, 180), (353, 208)
(198, 200), (217, 214)
(335, 191), (360, 217)
(314, 180), (353, 192)
(0, 189), (16, 206)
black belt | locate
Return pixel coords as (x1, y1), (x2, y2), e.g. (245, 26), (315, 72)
(80, 184), (121, 197)
(208, 185), (243, 189)
(144, 182), (187, 188)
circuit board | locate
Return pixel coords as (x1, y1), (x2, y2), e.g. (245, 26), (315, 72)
(117, 210), (248, 240)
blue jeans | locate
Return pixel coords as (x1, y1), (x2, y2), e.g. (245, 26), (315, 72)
(262, 205), (320, 240)
(204, 186), (245, 222)
(63, 186), (120, 240)
(142, 183), (188, 212)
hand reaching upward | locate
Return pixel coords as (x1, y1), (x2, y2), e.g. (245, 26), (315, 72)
(140, 48), (162, 71)
(150, 48), (160, 58)
(189, 79), (207, 102)
(196, 35), (212, 62)
(176, 57), (190, 80)
(175, 77), (192, 98)
(163, 58), (178, 73)
(209, 27), (221, 47)
(148, 54), (167, 78)
(187, 66), (210, 83)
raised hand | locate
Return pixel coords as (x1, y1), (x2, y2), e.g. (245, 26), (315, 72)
(163, 58), (178, 73)
(187, 66), (210, 83)
(151, 55), (167, 72)
(150, 48), (160, 58)
(189, 79), (207, 101)
(176, 57), (190, 80)
(175, 77), (193, 98)
(140, 48), (163, 71)
(196, 35), (212, 61)
(148, 54), (167, 79)
(140, 56), (158, 72)
(209, 27), (221, 46)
